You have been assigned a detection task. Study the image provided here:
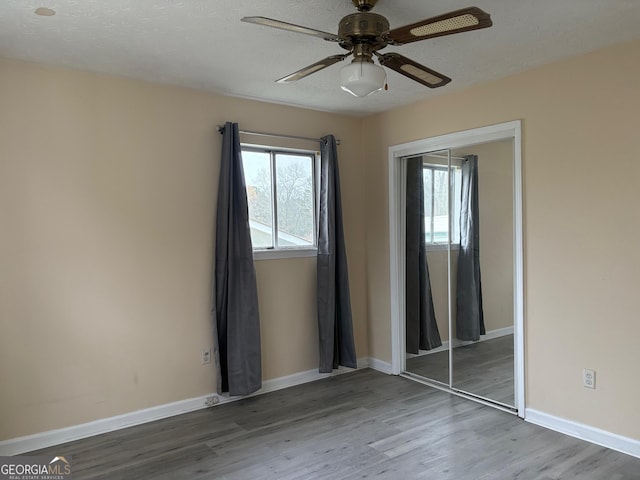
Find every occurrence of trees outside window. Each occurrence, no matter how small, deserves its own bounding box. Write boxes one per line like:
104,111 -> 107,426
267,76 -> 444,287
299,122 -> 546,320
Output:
241,148 -> 316,250
423,164 -> 462,245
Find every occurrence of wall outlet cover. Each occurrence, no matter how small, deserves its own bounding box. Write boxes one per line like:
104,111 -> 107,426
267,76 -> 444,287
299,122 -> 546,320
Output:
583,369 -> 596,389
201,348 -> 212,365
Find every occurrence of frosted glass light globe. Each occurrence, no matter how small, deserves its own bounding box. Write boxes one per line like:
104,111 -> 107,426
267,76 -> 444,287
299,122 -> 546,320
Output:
340,61 -> 386,97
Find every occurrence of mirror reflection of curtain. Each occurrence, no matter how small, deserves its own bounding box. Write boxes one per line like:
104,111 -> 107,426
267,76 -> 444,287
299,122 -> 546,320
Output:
406,157 -> 442,353
456,155 -> 485,341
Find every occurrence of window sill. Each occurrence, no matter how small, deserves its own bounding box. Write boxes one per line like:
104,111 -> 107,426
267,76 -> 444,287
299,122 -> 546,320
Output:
253,248 -> 317,261
425,243 -> 461,252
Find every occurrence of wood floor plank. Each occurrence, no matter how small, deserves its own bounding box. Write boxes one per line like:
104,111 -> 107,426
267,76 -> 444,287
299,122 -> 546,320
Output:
407,334 -> 515,405
25,369 -> 640,479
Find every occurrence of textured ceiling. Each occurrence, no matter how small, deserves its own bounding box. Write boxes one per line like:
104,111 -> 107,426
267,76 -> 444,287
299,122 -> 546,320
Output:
1,0 -> 639,116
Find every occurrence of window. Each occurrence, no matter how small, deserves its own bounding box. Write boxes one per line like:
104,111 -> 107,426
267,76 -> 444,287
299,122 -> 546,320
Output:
423,164 -> 462,245
241,147 -> 317,255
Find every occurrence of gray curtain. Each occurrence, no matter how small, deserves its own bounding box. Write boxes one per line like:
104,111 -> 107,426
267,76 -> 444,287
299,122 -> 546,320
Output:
214,122 -> 262,396
406,157 -> 442,354
456,155 -> 485,341
317,135 -> 357,373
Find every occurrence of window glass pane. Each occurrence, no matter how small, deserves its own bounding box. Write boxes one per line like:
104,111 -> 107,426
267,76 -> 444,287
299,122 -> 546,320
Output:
423,164 -> 462,246
423,167 -> 433,243
241,150 -> 273,249
275,153 -> 314,247
433,169 -> 449,243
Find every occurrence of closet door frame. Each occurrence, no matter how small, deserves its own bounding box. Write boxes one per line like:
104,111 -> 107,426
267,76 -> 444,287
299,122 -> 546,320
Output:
388,120 -> 524,418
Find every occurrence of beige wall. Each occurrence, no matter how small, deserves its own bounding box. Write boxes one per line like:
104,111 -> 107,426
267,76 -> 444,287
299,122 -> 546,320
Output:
0,58 -> 366,440
364,39 -> 640,440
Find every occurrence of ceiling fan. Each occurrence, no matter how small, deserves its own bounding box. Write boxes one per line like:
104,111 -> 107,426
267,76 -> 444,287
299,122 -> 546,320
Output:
242,0 -> 492,97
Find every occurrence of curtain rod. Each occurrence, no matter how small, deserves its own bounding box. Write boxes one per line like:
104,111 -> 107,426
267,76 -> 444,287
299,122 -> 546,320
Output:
217,125 -> 340,146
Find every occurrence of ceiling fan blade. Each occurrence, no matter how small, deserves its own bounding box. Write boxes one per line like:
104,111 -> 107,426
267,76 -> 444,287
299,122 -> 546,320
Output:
386,7 -> 492,45
276,55 -> 349,83
378,53 -> 451,88
241,16 -> 339,42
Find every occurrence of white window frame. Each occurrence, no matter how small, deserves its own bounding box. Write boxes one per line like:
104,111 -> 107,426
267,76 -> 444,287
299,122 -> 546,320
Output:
422,163 -> 462,252
241,144 -> 319,260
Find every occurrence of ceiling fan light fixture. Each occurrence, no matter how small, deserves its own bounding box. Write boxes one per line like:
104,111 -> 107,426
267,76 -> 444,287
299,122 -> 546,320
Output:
340,60 -> 386,97
243,3 -> 493,94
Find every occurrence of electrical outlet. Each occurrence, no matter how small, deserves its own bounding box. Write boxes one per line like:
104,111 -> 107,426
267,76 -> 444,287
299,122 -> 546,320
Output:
205,395 -> 219,407
583,369 -> 596,389
201,348 -> 212,365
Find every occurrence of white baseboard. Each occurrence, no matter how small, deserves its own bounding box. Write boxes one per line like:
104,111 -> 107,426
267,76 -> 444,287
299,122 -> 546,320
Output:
367,357 -> 393,375
215,357 -> 371,405
13,363 -> 636,463
478,325 -> 514,342
525,408 -> 640,459
0,394 -> 212,456
0,357 -> 370,456
407,325 -> 514,358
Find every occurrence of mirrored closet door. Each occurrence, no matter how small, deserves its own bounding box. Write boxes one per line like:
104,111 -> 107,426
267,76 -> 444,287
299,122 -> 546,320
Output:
401,129 -> 521,412
404,149 -> 453,387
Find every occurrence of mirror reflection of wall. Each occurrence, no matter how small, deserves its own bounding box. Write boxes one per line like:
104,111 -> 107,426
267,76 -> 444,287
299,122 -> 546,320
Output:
404,139 -> 516,408
451,140 -> 514,406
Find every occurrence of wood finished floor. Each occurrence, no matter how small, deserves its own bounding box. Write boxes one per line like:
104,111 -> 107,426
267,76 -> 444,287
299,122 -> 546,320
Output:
28,369 -> 640,479
406,335 -> 515,406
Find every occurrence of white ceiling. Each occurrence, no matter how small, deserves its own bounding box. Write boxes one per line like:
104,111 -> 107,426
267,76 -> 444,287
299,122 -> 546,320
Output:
1,0 -> 639,117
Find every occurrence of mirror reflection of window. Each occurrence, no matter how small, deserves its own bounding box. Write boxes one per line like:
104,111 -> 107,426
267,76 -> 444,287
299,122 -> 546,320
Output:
422,164 -> 461,245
